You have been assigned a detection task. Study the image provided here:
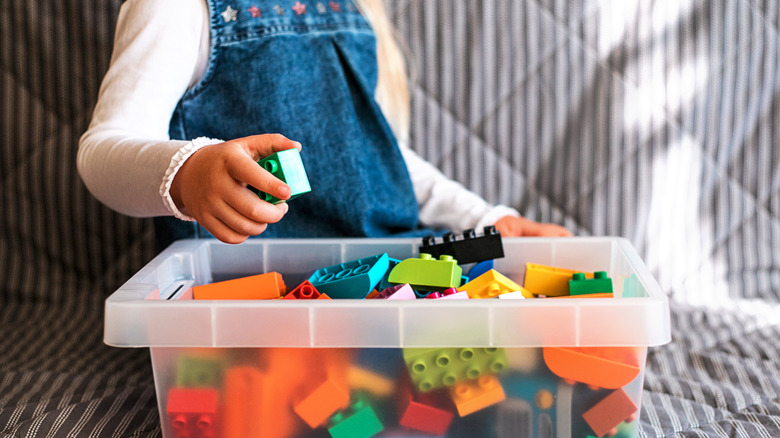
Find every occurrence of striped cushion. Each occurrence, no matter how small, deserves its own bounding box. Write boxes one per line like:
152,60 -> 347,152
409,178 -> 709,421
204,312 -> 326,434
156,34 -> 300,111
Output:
0,0 -> 778,436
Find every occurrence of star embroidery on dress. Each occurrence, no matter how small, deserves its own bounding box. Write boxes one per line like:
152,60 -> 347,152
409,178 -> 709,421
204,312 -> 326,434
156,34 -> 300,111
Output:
248,5 -> 262,18
329,1 -> 341,12
273,4 -> 286,15
292,1 -> 307,15
316,2 -> 327,14
221,5 -> 238,22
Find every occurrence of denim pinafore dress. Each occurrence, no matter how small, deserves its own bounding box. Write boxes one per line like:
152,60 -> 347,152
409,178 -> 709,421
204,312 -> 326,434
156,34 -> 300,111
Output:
156,0 -> 420,247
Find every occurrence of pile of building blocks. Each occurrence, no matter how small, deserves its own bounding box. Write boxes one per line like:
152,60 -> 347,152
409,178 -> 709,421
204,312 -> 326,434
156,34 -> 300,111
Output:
168,229 -> 640,437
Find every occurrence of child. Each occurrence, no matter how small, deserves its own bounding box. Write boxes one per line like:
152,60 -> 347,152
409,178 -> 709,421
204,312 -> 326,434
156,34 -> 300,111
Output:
78,0 -> 571,246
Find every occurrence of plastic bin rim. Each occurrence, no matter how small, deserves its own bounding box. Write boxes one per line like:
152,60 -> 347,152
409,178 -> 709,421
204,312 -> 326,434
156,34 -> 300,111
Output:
104,237 -> 671,349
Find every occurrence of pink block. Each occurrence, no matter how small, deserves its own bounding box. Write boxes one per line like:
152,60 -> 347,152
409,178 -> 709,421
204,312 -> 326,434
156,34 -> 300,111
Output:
437,291 -> 469,300
384,284 -> 417,300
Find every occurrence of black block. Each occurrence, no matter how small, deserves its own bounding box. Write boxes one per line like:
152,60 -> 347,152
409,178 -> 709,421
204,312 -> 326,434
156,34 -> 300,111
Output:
419,226 -> 504,264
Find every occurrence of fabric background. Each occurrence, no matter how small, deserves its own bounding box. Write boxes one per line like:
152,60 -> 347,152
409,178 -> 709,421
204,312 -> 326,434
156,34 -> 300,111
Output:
1,0 -> 778,436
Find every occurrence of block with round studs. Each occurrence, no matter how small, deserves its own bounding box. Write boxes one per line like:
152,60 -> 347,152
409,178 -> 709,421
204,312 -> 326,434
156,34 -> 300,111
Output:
387,254 -> 462,291
402,347 -> 508,392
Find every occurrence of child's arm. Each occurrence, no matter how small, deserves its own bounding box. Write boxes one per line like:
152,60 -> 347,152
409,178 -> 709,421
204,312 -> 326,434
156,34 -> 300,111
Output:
78,0 -> 206,218
169,135 -> 301,243
399,145 -> 571,237
78,0 -> 292,243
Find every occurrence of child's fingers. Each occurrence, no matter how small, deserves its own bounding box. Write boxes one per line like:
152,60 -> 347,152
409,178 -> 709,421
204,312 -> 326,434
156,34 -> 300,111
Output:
224,187 -> 289,225
494,216 -> 572,237
227,155 -> 292,201
236,134 -> 302,160
201,199 -> 287,244
197,212 -> 253,244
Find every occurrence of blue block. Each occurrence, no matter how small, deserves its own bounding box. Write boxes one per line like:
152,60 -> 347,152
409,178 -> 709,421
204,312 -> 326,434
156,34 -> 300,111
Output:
468,259 -> 494,282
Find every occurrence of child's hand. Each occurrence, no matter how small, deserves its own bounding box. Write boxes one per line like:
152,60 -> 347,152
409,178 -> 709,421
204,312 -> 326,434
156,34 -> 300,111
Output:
170,134 -> 301,244
494,215 -> 573,237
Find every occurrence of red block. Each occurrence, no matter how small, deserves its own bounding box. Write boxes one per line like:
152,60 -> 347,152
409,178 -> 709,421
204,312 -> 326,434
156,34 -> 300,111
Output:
166,388 -> 219,438
283,280 -> 322,300
397,375 -> 454,435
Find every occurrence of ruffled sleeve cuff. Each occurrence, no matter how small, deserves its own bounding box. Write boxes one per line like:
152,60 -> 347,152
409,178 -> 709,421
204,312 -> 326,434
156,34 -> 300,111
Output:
159,136 -> 224,221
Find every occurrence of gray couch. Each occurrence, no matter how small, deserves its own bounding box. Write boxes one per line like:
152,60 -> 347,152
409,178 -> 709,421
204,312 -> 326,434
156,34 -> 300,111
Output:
2,0 -> 779,437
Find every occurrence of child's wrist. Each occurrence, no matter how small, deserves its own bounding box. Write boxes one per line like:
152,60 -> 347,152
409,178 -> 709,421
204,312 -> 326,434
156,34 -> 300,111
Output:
160,137 -> 223,221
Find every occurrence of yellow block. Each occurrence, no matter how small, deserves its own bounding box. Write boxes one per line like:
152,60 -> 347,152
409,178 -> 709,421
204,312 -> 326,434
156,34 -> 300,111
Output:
346,365 -> 395,397
523,263 -> 592,297
458,270 -> 528,299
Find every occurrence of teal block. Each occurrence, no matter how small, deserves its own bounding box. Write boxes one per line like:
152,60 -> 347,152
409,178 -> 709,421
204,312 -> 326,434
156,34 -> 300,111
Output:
387,254 -> 462,291
569,271 -> 613,295
375,258 -> 401,292
309,253 -> 389,299
402,347 -> 508,392
621,274 -> 644,298
256,148 -> 311,203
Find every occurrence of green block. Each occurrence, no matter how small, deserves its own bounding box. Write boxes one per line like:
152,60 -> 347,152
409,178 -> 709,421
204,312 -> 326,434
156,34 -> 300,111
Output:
387,254 -> 462,291
403,347 -> 508,392
569,271 -> 613,295
175,354 -> 226,388
328,398 -> 383,438
256,148 -> 311,204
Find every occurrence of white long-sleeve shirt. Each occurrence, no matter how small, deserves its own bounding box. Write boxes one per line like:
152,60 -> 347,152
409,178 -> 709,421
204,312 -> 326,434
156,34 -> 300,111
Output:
77,0 -> 519,232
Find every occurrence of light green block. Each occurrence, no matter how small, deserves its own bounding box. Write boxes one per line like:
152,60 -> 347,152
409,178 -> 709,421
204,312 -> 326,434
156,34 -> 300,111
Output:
175,354 -> 227,388
403,347 -> 508,392
387,254 -> 462,291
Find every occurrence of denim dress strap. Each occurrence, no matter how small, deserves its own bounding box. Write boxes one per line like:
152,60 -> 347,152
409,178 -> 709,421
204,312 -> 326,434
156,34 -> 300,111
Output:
157,0 -> 422,247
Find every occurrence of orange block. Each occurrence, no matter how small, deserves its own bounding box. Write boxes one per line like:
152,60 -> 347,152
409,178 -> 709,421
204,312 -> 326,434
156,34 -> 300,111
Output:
542,347 -> 641,389
551,293 -> 614,299
262,348 -> 323,393
193,272 -> 286,300
524,264 -> 592,297
222,366 -> 303,438
259,348 -> 353,429
293,378 -> 351,428
449,375 -> 505,416
261,348 -> 350,386
582,388 -> 638,437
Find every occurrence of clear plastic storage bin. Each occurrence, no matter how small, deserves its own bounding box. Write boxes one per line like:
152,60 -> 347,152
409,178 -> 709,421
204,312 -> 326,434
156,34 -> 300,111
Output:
105,237 -> 670,438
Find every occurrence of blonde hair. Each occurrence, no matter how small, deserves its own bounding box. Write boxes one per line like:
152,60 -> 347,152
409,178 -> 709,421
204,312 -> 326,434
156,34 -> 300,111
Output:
355,0 -> 411,144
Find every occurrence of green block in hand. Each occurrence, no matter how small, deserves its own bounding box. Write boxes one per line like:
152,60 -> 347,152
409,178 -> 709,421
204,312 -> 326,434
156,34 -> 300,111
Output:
256,148 -> 311,204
